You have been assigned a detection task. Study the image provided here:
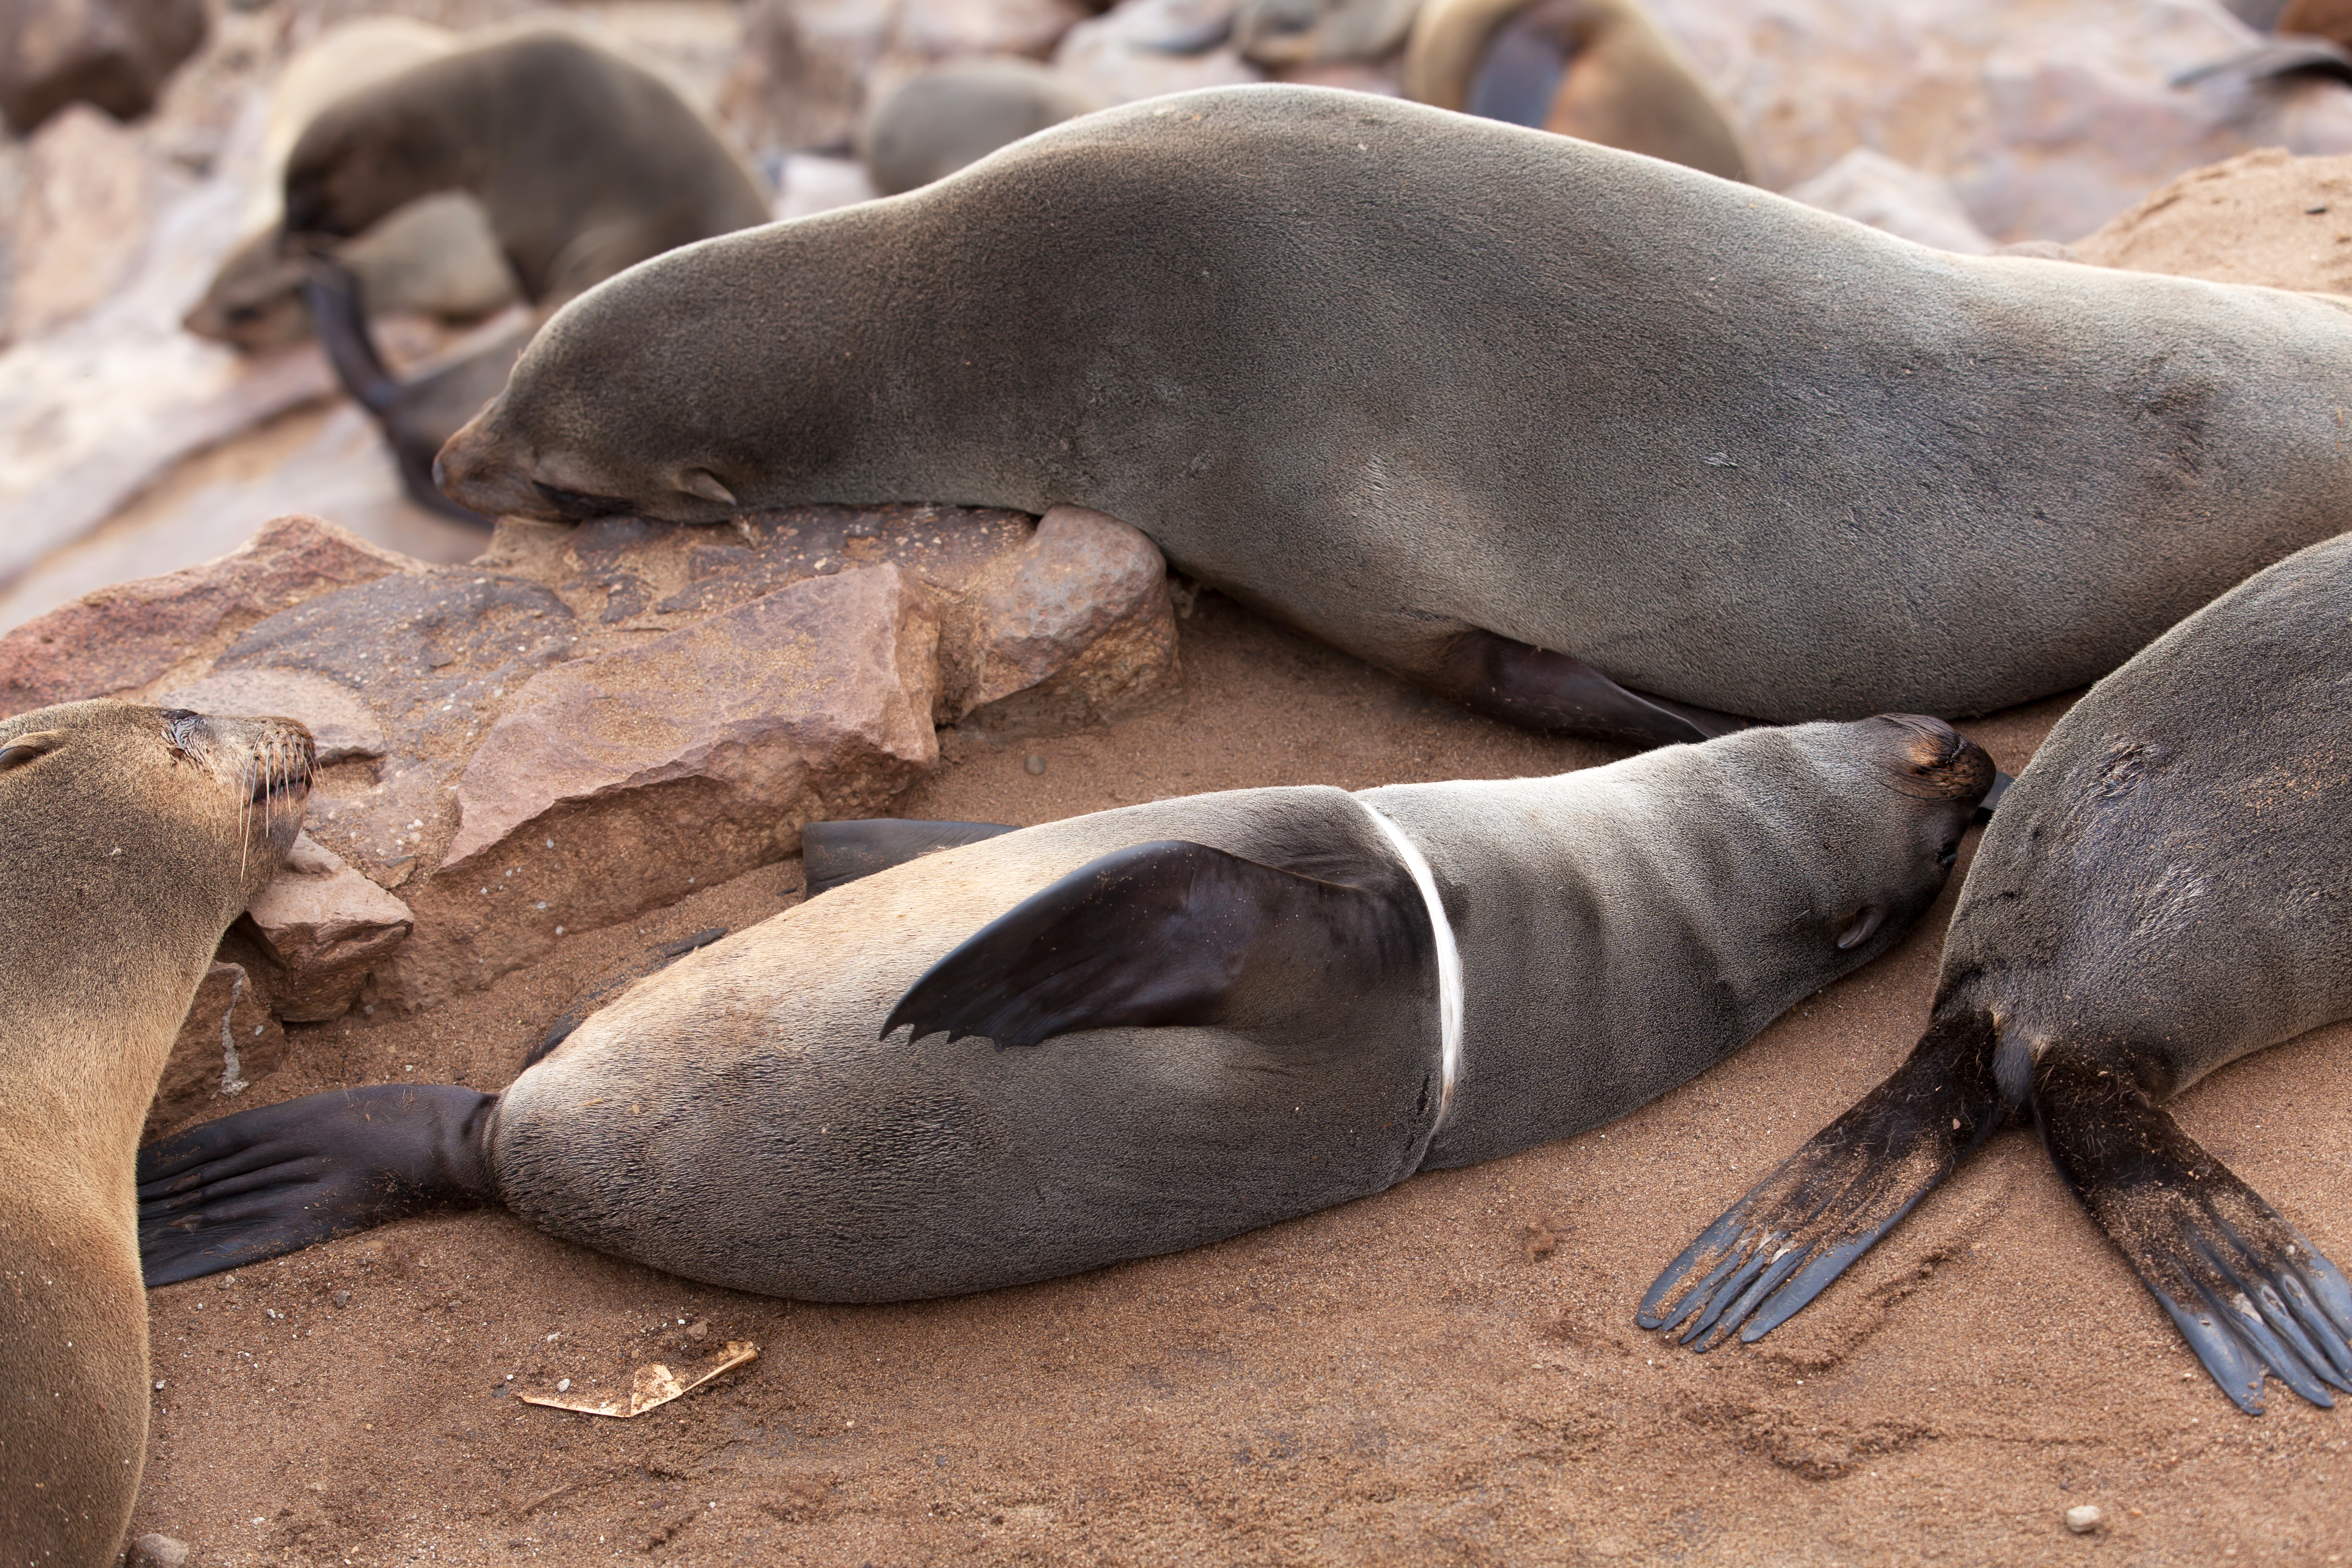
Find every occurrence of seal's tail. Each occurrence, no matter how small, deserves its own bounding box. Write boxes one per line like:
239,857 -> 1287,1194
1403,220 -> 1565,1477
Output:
2035,1044 -> 2352,1414
137,1085 -> 498,1287
1636,1006 -> 2008,1349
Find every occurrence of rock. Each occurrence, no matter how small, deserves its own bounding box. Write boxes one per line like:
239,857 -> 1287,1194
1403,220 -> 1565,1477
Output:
161,667 -> 389,765
4,102 -> 155,345
0,0 -> 207,134
773,151 -> 879,222
126,1534 -> 193,1568
2065,1504 -> 2105,1534
0,514 -> 420,717
2072,146 -> 2352,293
1785,147 -> 1996,253
147,962 -> 284,1136
1644,0 -> 2352,242
723,0 -> 1090,153
1055,0 -> 1264,106
243,833 -> 416,1022
940,505 -> 1179,732
388,565 -> 941,1006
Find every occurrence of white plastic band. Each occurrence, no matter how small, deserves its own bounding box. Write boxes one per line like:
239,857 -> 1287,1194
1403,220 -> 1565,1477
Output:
1357,799 -> 1463,1120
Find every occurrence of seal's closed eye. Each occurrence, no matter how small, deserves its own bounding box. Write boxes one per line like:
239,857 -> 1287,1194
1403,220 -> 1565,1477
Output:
0,731 -> 64,771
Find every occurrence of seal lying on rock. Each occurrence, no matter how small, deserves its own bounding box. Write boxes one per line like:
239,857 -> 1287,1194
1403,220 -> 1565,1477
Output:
1641,533 -> 2352,1415
284,26 -> 771,520
0,702 -> 312,1568
434,86 -> 2352,748
1402,0 -> 1749,181
139,716 -> 1990,1298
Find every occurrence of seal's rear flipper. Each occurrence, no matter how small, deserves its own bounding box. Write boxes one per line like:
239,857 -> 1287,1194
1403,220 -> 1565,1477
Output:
1429,628 -> 1751,748
803,818 -> 1019,899
138,1086 -> 497,1287
2035,1048 -> 2352,1414
883,838 -> 1430,1049
1639,1008 -> 2008,1348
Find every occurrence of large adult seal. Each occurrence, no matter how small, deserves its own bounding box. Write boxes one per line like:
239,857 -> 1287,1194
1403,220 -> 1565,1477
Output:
435,86 -> 2352,750
0,702 -> 312,1568
1640,533 -> 2352,1415
1402,0 -> 1749,182
139,717 -> 1991,1299
282,26 -> 771,521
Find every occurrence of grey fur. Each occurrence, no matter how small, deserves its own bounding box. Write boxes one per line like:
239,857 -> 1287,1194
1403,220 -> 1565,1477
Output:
438,85 -> 2352,725
485,717 -> 1983,1300
859,59 -> 1099,198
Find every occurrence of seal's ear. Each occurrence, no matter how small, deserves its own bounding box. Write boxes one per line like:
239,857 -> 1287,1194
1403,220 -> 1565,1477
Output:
676,468 -> 737,508
0,731 -> 64,773
882,838 -> 1431,1049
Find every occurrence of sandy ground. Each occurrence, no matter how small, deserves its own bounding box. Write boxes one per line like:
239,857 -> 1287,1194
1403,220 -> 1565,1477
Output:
116,587 -> 2352,1566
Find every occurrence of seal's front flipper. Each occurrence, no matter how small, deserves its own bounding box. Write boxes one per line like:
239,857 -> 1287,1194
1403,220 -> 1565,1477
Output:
1639,1008 -> 2008,1349
2035,1048 -> 2352,1414
884,838 -> 1430,1049
302,256 -> 399,414
139,1086 -> 497,1287
1429,627 -> 1751,748
803,818 -> 1020,899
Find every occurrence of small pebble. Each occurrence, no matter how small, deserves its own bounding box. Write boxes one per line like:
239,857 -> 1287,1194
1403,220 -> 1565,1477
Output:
2308,203 -> 2331,214
128,1534 -> 191,1568
332,1290 -> 351,1308
1024,754 -> 1048,775
2066,1504 -> 2104,1534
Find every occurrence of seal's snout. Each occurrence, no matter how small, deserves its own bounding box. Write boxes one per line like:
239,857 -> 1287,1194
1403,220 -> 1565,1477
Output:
433,412 -> 540,519
1869,713 -> 1997,807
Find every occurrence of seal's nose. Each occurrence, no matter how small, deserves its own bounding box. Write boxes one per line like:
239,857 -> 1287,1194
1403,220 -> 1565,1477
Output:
431,413 -> 531,518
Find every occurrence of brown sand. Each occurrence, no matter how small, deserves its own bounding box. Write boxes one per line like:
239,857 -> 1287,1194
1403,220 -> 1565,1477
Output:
126,591 -> 2352,1565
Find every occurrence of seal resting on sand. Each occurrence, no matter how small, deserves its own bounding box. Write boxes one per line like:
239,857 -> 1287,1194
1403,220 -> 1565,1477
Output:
139,717 -> 1990,1299
433,86 -> 2352,748
0,702 -> 312,1567
1641,533 -> 2352,1415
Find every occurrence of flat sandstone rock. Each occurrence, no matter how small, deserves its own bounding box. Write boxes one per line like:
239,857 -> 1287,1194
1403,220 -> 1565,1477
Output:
2072,146 -> 2352,295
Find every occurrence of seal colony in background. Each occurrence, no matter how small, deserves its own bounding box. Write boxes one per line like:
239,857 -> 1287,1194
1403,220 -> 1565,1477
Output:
141,717 -> 1991,1297
0,704 -> 313,1568
438,86 -> 2352,748
1642,532 -> 2352,1416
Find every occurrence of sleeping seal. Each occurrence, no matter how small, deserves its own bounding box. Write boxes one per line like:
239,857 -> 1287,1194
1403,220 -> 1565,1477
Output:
1640,532 -> 2352,1415
0,702 -> 312,1567
1402,0 -> 1749,181
138,716 -> 1991,1299
435,86 -> 2352,749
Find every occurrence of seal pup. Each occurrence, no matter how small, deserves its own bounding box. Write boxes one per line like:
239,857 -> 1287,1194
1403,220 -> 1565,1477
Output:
0,702 -> 312,1567
433,86 -> 2352,750
1403,0 -> 1748,181
859,59 -> 1100,197
139,716 -> 1990,1299
1640,532 -> 2352,1415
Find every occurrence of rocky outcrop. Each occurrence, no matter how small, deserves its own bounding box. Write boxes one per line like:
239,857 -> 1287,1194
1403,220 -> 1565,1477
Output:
4,102 -> 155,343
2072,146 -> 2352,293
0,0 -> 206,134
147,960 -> 282,1137
1785,148 -> 1996,253
242,834 -> 415,1023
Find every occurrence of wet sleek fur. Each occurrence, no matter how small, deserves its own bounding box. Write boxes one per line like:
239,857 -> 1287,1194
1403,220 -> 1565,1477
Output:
0,703 -> 311,1568
436,86 -> 2352,744
1403,0 -> 1749,181
1642,534 -> 2352,1415
140,718 -> 1987,1301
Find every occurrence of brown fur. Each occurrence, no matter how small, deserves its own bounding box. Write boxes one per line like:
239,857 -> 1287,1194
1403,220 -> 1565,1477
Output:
0,702 -> 311,1567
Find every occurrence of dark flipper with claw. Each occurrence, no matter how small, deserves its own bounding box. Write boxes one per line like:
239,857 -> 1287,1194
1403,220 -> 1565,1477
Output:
1429,627 -> 1751,748
802,818 -> 1019,899
884,838 -> 1430,1049
2035,1047 -> 2352,1414
1639,1008 -> 2009,1348
139,1085 -> 498,1287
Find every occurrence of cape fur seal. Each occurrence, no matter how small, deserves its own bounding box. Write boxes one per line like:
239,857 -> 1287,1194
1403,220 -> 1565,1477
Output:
140,717 -> 1991,1299
282,27 -> 770,521
435,86 -> 2352,750
859,59 -> 1100,197
1640,532 -> 2352,1415
1403,0 -> 1749,182
0,702 -> 312,1567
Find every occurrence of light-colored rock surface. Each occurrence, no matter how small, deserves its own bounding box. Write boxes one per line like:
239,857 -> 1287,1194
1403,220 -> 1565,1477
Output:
1646,0 -> 2352,241
0,0 -> 207,133
2073,144 -> 2352,292
5,101 -> 157,343
124,1531 -> 192,1568
1055,0 -> 1264,106
0,512 -> 416,717
244,833 -> 416,1022
1785,147 -> 1998,253
773,150 -> 879,220
149,960 -> 283,1133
